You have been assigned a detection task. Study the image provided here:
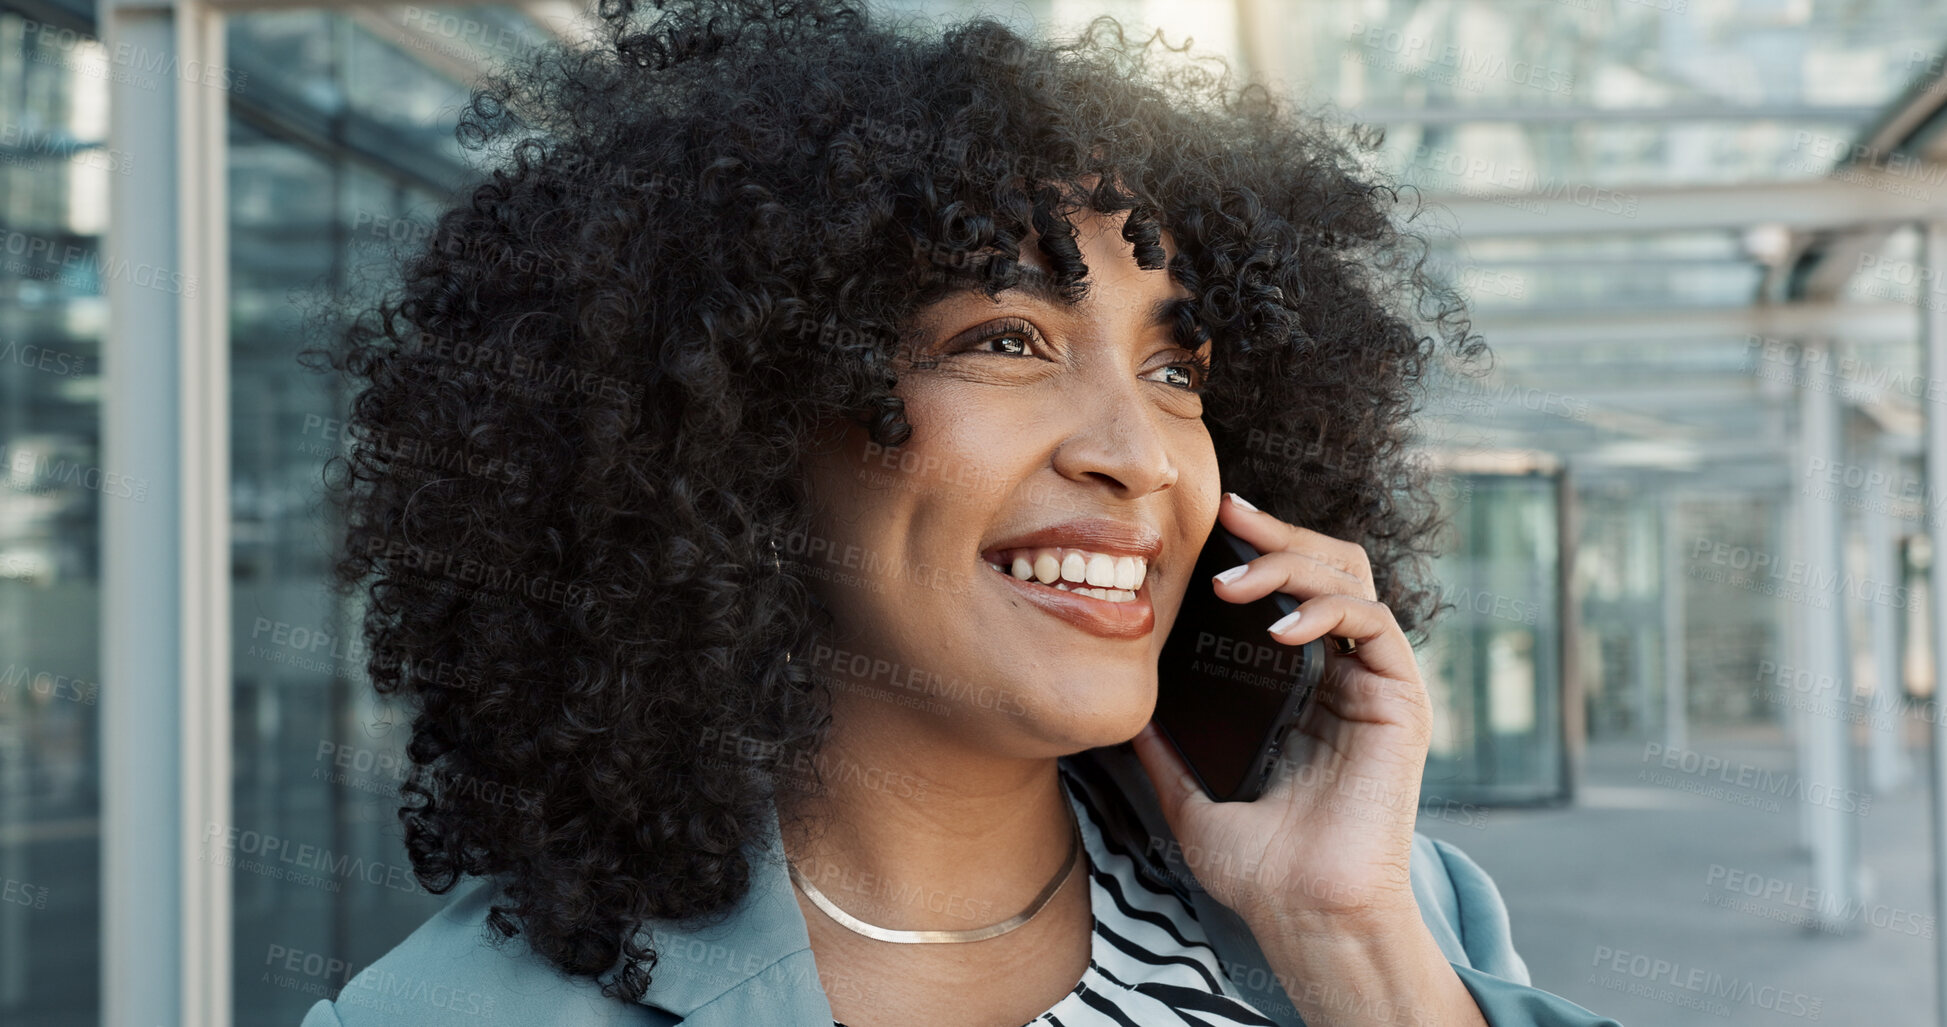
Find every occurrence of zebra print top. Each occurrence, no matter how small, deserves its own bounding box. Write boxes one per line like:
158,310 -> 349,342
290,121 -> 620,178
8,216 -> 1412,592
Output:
834,763 -> 1280,1027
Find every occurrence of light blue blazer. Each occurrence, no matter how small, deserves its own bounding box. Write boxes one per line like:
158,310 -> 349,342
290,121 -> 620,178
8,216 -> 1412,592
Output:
301,744 -> 1625,1026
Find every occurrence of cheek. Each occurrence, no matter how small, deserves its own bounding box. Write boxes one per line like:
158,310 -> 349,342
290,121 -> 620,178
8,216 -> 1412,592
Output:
1152,425 -> 1221,620
1179,424 -> 1222,521
799,388 -> 1031,614
893,381 -> 1045,520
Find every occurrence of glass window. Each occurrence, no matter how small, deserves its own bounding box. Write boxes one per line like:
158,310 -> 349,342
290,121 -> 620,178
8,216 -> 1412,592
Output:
0,8 -> 107,1026
226,11 -> 343,119
1685,497 -> 1785,723
343,22 -> 475,164
226,12 -> 484,1022
1421,473 -> 1564,803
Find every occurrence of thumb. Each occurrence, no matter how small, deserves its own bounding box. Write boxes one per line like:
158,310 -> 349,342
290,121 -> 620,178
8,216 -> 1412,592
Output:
1129,721 -> 1213,831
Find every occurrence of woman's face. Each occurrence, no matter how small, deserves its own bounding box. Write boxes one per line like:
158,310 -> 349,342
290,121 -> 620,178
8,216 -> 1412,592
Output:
802,210 -> 1221,760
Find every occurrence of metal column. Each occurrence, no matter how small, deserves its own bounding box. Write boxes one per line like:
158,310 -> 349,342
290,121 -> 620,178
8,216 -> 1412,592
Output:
1925,221 -> 1947,1027
1868,441 -> 1911,793
1661,491 -> 1688,754
99,0 -> 232,1024
1787,440 -> 1818,852
1798,339 -> 1858,932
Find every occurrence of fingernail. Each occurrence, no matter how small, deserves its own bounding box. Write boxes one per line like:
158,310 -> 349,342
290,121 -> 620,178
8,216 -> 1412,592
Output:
1214,564 -> 1250,585
1227,492 -> 1258,512
1268,609 -> 1302,635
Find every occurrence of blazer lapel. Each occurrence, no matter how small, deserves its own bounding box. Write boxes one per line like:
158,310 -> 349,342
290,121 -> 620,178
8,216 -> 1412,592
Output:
629,801 -> 837,1024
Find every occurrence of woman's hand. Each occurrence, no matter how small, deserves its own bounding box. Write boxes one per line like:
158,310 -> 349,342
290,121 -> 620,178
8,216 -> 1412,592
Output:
1132,491 -> 1429,931
1131,493 -> 1485,1027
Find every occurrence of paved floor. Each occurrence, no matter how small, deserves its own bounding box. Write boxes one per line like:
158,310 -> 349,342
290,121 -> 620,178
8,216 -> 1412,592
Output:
1420,722 -> 1936,1026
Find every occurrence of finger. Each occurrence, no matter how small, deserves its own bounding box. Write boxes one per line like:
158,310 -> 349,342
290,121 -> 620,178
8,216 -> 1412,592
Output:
1128,721 -> 1213,828
1266,594 -> 1418,698
1211,549 -> 1373,606
1218,493 -> 1375,597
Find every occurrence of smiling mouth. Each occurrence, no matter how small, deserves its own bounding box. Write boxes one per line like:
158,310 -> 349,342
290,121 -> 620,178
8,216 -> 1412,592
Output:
980,546 -> 1150,603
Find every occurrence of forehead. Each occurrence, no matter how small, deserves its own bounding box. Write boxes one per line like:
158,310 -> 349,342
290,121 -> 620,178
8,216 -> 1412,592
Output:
910,208 -> 1192,315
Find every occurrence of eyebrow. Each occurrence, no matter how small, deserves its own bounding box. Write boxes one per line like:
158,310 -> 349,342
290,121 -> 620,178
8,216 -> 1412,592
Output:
921,263 -> 1189,336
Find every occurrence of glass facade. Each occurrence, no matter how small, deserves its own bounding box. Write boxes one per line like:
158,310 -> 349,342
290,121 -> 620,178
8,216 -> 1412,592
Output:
1422,473 -> 1564,803
1575,483 -> 1667,738
0,4 -> 541,1023
0,5 -> 109,1024
224,12 -> 499,1023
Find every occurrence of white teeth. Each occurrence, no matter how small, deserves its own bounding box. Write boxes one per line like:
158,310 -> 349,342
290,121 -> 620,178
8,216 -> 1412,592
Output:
1034,553 -> 1061,584
1085,553 -> 1115,587
988,546 -> 1150,599
1060,552 -> 1088,584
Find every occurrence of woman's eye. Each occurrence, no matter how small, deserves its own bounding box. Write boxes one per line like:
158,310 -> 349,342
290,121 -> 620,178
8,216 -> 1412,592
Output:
1145,355 -> 1210,392
935,319 -> 1045,366
979,332 -> 1031,356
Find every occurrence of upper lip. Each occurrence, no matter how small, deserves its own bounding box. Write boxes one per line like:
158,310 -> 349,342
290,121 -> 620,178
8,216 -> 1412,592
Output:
979,518 -> 1165,563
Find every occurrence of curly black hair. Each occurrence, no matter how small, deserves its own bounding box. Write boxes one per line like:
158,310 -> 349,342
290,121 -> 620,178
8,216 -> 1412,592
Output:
312,0 -> 1482,1004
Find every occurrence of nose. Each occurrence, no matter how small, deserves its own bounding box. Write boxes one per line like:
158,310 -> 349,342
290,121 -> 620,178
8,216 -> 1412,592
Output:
1049,375 -> 1181,499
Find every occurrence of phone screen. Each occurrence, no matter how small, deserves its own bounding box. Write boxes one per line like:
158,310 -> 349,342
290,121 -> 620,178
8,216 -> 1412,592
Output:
1153,523 -> 1324,802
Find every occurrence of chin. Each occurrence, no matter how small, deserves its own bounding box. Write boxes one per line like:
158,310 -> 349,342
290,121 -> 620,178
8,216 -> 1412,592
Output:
1015,667 -> 1159,755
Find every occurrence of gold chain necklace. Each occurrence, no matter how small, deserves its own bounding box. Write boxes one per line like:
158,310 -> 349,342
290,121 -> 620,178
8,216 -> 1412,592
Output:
787,800 -> 1084,944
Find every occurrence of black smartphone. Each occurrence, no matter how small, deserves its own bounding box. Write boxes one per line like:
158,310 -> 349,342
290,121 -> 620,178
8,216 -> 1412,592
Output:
1152,522 -> 1326,803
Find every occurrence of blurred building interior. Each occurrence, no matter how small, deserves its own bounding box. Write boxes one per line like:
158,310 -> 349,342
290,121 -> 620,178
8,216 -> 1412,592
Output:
6,0 -> 1947,1024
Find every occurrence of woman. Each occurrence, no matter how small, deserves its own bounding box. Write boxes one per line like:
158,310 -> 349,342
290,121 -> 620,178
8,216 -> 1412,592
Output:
301,1 -> 1624,1024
